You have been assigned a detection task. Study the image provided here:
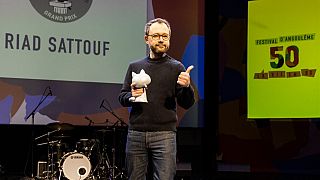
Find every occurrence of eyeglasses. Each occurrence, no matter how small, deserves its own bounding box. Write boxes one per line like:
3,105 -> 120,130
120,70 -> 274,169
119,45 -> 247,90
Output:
147,33 -> 170,41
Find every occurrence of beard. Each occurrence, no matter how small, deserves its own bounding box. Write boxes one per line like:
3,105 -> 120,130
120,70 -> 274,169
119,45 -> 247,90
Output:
150,43 -> 169,57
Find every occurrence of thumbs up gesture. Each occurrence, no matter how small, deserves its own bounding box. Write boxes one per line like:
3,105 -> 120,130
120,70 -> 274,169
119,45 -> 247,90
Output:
177,65 -> 194,87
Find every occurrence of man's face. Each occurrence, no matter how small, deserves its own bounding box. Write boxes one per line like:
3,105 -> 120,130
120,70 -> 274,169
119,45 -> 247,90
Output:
145,22 -> 170,55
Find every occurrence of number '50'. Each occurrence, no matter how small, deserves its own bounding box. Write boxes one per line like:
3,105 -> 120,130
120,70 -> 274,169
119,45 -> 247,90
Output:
270,46 -> 299,68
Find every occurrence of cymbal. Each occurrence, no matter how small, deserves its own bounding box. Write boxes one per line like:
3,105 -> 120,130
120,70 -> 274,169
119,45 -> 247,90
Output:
47,122 -> 74,131
37,140 -> 59,146
97,128 -> 112,133
52,135 -> 71,139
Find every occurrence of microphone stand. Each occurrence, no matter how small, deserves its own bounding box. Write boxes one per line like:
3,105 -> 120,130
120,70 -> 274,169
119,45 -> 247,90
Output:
84,116 -> 94,127
100,99 -> 127,180
100,100 -> 127,127
25,87 -> 52,179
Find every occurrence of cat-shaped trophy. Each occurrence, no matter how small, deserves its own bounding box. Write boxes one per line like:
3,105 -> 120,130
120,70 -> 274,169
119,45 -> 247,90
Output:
129,69 -> 151,103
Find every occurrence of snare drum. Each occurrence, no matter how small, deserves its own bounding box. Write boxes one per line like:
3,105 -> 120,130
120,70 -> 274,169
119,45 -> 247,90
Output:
59,152 -> 91,180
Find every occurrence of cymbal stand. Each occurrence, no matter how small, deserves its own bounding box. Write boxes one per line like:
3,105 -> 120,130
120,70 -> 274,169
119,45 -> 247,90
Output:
99,98 -> 128,179
111,122 -> 127,180
35,129 -> 60,179
49,140 -> 54,179
111,125 -> 116,179
48,137 -> 63,179
100,123 -> 121,180
93,129 -> 111,179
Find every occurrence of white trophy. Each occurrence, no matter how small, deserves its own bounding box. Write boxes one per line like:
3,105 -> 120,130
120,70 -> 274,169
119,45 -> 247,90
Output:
129,69 -> 151,103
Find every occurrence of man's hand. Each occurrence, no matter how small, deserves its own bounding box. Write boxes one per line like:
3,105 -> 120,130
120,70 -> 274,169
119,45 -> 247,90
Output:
177,65 -> 194,87
131,82 -> 144,97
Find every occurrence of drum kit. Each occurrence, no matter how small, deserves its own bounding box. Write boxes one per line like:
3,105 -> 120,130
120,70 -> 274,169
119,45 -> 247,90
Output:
35,122 -> 127,180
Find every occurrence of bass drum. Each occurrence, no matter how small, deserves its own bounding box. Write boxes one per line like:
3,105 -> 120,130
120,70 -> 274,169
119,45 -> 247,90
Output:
59,152 -> 91,180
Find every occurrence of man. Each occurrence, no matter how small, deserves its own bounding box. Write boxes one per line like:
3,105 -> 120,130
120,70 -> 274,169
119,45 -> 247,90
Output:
118,18 -> 195,180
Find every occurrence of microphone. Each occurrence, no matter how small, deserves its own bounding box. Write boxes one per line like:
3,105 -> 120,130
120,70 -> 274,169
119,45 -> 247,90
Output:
99,99 -> 105,108
84,116 -> 94,126
48,86 -> 53,96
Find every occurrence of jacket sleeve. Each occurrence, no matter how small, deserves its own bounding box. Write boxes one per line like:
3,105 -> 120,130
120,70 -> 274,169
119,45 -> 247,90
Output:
118,64 -> 133,107
176,85 -> 195,109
